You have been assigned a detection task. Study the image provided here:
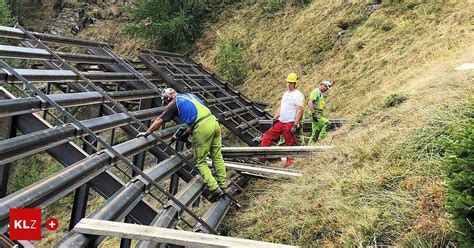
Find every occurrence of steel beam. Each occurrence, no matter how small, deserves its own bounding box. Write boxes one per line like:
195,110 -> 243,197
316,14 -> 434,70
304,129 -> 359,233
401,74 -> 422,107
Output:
0,84 -> 160,226
136,177 -> 205,248
69,106 -> 99,231
236,119 -> 259,131
0,90 -> 158,118
89,48 -> 200,186
195,176 -> 249,233
121,98 -> 152,248
0,233 -> 15,247
0,69 -> 137,83
10,111 -> 160,226
0,107 -> 170,165
0,45 -> 116,64
0,133 -> 185,231
54,150 -> 193,247
0,115 -> 13,197
140,52 -> 266,146
0,26 -> 113,47
220,106 -> 251,119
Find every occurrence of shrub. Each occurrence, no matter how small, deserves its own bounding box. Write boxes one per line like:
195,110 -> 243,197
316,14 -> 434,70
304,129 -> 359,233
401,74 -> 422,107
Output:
0,0 -> 13,25
382,93 -> 407,108
215,36 -> 249,85
443,103 -> 474,245
123,0 -> 207,52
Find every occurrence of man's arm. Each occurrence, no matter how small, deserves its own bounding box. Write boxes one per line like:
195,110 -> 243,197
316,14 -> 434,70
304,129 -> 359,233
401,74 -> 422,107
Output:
295,105 -> 304,125
274,106 -> 281,120
137,100 -> 177,137
295,92 -> 305,125
148,118 -> 165,134
136,117 -> 165,138
308,89 -> 317,113
307,99 -> 313,112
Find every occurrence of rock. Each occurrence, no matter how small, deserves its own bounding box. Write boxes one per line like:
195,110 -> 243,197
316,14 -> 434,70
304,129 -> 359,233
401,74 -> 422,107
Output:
366,3 -> 382,15
40,0 -> 134,36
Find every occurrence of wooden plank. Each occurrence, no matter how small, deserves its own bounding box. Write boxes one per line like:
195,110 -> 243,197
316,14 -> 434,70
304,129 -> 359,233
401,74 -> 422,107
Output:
221,146 -> 333,158
74,219 -> 297,248
221,146 -> 333,153
212,161 -> 302,178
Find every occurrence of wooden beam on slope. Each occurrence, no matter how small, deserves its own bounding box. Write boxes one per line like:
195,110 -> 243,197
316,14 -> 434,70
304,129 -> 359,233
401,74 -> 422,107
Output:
74,219 -> 297,248
213,161 -> 302,178
221,145 -> 333,158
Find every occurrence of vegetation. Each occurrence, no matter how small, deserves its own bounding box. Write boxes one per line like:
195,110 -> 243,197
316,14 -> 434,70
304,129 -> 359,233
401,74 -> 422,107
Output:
4,0 -> 472,246
8,153 -> 63,193
215,36 -> 249,85
259,0 -> 310,13
382,93 -> 408,108
443,103 -> 474,245
0,0 -> 12,25
193,1 -> 474,246
123,0 -> 208,52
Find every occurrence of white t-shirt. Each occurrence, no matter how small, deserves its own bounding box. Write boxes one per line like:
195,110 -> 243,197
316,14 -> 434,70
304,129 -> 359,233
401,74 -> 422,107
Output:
278,90 -> 304,123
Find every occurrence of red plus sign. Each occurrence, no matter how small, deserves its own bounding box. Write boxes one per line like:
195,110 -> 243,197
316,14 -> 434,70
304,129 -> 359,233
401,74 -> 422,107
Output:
45,217 -> 59,231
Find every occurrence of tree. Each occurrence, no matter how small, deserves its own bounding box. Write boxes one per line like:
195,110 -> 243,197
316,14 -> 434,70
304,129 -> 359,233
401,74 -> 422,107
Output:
124,0 -> 207,52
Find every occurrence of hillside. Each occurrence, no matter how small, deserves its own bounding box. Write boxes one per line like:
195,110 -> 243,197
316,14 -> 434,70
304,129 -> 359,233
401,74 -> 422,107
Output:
3,0 -> 473,246
190,1 -> 473,246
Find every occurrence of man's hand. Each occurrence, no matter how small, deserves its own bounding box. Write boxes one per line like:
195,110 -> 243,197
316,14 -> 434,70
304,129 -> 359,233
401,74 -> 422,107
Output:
290,124 -> 299,135
136,132 -> 149,138
180,129 -> 191,141
311,112 -> 319,122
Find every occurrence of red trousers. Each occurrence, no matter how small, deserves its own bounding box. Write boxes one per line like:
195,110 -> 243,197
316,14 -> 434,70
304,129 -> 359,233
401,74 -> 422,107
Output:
260,120 -> 296,166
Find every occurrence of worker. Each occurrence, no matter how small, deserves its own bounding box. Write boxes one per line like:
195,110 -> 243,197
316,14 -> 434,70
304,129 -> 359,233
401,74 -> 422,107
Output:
260,73 -> 304,167
308,80 -> 332,144
137,88 -> 226,202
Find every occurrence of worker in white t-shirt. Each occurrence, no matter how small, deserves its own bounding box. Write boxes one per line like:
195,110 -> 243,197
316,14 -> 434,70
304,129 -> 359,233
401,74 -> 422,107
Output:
260,73 -> 304,167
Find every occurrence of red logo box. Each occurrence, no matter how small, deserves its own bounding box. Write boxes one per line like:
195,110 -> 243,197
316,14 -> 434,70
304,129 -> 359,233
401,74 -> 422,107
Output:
9,208 -> 42,240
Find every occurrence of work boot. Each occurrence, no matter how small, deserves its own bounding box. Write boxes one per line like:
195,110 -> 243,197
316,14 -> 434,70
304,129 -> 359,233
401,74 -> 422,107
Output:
221,187 -> 230,196
208,187 -> 224,203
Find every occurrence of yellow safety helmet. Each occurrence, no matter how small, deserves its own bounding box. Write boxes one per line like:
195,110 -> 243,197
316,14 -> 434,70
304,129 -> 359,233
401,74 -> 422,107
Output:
286,73 -> 298,83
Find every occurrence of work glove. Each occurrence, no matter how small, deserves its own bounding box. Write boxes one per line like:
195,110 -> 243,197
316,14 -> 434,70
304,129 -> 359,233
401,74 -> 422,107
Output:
136,131 -> 149,138
290,124 -> 299,135
311,112 -> 319,122
179,129 -> 191,142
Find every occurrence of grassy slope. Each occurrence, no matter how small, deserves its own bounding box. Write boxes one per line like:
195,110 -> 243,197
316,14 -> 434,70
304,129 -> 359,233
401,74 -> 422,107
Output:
192,1 -> 474,246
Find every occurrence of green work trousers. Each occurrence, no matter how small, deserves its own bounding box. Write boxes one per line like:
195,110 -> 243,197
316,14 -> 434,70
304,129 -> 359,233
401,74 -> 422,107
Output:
192,115 -> 226,191
309,112 -> 329,144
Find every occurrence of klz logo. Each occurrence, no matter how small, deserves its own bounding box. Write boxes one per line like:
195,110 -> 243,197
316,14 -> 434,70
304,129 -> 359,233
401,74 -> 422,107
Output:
9,208 -> 41,240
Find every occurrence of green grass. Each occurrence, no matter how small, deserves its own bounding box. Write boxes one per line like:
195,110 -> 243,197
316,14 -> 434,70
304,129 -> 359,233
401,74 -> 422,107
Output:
215,35 -> 249,85
8,153 -> 64,192
382,93 -> 408,108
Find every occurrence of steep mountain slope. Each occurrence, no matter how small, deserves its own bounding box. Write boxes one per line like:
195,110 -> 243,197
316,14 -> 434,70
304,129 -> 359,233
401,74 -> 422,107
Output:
191,1 -> 473,246
8,1 -> 473,246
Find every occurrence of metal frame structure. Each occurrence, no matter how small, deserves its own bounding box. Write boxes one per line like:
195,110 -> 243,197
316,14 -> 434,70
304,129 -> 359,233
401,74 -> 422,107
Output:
140,49 -> 272,146
0,25 -> 343,247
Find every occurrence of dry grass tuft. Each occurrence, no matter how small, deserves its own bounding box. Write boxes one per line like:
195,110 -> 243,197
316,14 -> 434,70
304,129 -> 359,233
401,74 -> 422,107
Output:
79,20 -> 153,58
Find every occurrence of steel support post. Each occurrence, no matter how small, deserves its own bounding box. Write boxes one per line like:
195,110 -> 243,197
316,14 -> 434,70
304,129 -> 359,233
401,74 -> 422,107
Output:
0,91 -> 15,197
120,99 -> 152,248
69,105 -> 100,231
0,124 -> 14,197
